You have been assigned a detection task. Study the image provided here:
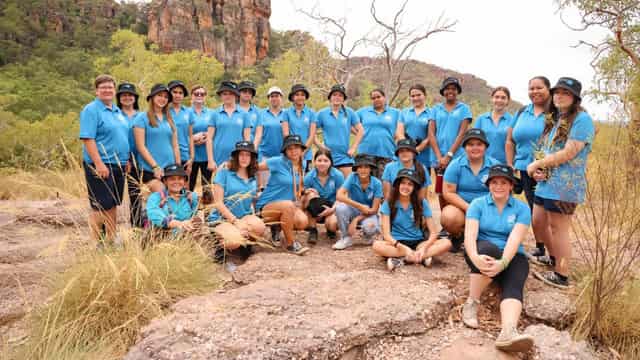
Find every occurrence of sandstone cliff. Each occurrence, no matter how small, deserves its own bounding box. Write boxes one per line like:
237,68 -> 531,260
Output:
147,0 -> 270,67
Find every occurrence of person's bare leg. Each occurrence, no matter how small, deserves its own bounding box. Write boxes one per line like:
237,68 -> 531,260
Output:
89,210 -> 104,243
440,205 -> 465,236
338,166 -> 352,179
372,241 -> 405,258
238,214 -> 266,238
325,214 -> 338,232
423,238 -> 453,258
500,299 -> 523,328
549,212 -> 572,276
293,209 -> 309,231
469,273 -> 493,300
532,205 -> 554,256
104,207 -> 118,243
263,201 -> 297,247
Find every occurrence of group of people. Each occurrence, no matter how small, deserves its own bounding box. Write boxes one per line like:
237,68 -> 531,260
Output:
79,73 -> 594,353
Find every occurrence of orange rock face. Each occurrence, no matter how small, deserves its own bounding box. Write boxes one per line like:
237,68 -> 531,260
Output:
147,0 -> 271,67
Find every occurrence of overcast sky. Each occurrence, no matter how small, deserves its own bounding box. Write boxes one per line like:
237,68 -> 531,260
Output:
271,0 -> 613,119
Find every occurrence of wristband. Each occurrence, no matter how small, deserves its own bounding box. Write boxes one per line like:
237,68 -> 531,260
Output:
446,151 -> 454,157
153,165 -> 161,170
499,258 -> 509,270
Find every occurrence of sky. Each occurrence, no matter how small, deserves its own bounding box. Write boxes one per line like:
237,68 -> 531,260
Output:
270,0 -> 613,120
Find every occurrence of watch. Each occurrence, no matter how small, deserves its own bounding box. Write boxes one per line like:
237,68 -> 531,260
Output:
446,151 -> 454,158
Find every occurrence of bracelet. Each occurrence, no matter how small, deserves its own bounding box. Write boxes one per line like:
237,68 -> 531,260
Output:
499,258 -> 510,270
153,165 -> 160,170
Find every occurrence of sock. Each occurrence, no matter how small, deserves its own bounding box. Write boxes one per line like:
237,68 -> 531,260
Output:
554,272 -> 568,282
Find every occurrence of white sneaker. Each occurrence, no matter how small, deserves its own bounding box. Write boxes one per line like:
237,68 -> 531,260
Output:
332,236 -> 353,250
422,257 -> 433,267
495,326 -> 534,353
386,257 -> 404,271
462,297 -> 480,329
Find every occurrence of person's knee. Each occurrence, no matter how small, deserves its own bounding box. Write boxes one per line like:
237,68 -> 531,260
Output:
325,215 -> 338,231
335,203 -> 349,217
245,215 -> 266,236
441,206 -> 464,233
371,240 -> 387,256
476,241 -> 502,259
294,210 -> 309,229
362,218 -> 380,236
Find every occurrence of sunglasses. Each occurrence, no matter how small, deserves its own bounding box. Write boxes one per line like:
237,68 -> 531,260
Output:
193,92 -> 206,96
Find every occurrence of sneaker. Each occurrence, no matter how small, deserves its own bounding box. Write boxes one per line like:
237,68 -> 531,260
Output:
495,326 -> 534,353
530,254 -> 555,267
332,236 -> 353,250
526,247 -> 545,259
438,229 -> 449,239
307,228 -> 318,245
287,241 -> 310,256
533,270 -> 569,289
422,257 -> 433,267
386,257 -> 404,271
326,230 -> 337,240
462,298 -> 479,329
224,261 -> 237,273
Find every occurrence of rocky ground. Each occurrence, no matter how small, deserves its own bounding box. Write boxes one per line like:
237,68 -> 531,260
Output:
0,200 -> 604,359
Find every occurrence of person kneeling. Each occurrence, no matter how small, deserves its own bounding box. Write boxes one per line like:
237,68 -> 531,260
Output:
373,169 -> 450,271
462,165 -> 533,353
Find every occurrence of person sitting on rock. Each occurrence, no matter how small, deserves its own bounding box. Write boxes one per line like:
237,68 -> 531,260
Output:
381,138 -> 430,200
441,128 -> 499,252
302,149 -> 344,245
334,154 -> 383,250
373,168 -> 451,271
146,164 -> 199,234
461,164 -> 533,353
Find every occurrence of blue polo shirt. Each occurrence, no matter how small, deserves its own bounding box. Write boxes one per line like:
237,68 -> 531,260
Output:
171,105 -> 192,162
79,99 -> 130,165
208,168 -> 256,221
357,106 -> 401,159
443,154 -> 499,203
239,103 -> 261,141
535,111 -> 594,204
256,155 -> 304,210
283,105 -> 316,162
511,104 -> 545,171
257,108 -> 286,160
381,199 -> 432,242
209,105 -> 250,165
189,107 -> 211,162
467,194 -> 531,254
381,160 -> 431,188
429,102 -> 473,167
133,112 -> 176,171
146,190 -> 199,228
304,167 -> 345,203
401,106 -> 431,165
120,109 -> 138,156
341,173 -> 383,207
474,111 -> 514,163
315,106 -> 361,166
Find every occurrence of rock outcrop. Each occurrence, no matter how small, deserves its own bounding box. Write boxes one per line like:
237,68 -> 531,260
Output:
147,0 -> 271,67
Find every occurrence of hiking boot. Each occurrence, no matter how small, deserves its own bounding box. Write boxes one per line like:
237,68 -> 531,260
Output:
534,270 -> 569,289
270,225 -> 282,246
307,228 -> 318,245
287,241 -> 309,256
462,298 -> 480,329
422,257 -> 433,267
530,254 -> 555,267
326,230 -> 337,240
386,257 -> 404,271
495,326 -> 534,353
332,236 -> 353,250
526,246 -> 545,259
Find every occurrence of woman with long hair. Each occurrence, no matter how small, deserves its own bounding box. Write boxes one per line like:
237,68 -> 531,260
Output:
168,80 -> 194,175
397,84 -> 431,172
381,139 -> 430,200
474,86 -> 513,163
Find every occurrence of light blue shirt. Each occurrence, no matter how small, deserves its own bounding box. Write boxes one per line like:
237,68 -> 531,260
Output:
146,190 -> 199,228
357,106 -> 400,159
467,194 -> 531,255
257,108 -> 286,160
209,105 -> 250,165
474,111 -> 514,164
120,109 -> 138,157
341,173 -> 383,207
511,104 -> 545,171
79,98 -> 130,165
443,154 -> 499,203
430,102 -> 473,167
239,103 -> 261,141
283,105 -> 316,162
189,107 -> 211,162
315,106 -> 361,166
401,106 -> 431,165
171,105 -> 192,162
381,199 -> 432,242
304,167 -> 345,203
381,160 -> 431,189
133,112 -> 176,171
208,168 -> 256,221
534,111 -> 594,204
256,155 -> 304,210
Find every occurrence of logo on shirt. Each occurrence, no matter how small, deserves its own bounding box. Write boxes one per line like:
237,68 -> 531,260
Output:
184,114 -> 189,121
507,214 -> 516,225
481,174 -> 489,184
251,114 -> 257,120
384,115 -> 392,121
328,180 -> 335,190
117,114 -> 126,123
236,118 -> 243,125
367,190 -> 374,200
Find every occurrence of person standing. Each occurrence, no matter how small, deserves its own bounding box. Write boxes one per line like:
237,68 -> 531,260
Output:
188,84 -> 212,190
397,84 -> 431,172
237,80 -> 261,141
254,86 -> 287,187
168,80 -> 194,175
283,84 -> 317,172
474,87 -> 513,163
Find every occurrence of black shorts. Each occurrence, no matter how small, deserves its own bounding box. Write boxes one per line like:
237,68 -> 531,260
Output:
399,239 -> 423,250
533,196 -> 577,215
335,163 -> 354,169
464,240 -> 529,302
141,170 -> 157,183
83,162 -> 125,211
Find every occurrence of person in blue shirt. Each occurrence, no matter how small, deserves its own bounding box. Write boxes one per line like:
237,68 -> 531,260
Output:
373,168 -> 452,271
302,149 -> 344,244
442,129 -> 499,251
255,86 -> 287,188
526,77 -> 594,289
283,84 -> 317,172
334,154 -> 383,250
146,164 -> 199,235
357,88 -> 401,177
134,84 -> 181,193
206,81 -> 251,173
168,80 -> 194,175
461,165 -> 533,353
209,141 -> 265,253
397,84 -> 431,170
315,84 -> 365,178
79,74 -> 130,245
474,86 -> 513,163
381,139 -> 430,200
188,84 -> 212,191
256,135 -> 310,256
506,76 -> 551,260
237,80 -> 261,141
